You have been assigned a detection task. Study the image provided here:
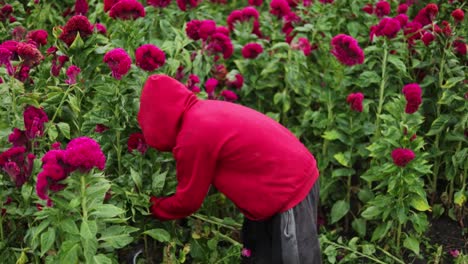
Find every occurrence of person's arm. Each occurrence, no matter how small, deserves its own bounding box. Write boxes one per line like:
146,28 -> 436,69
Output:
150,141 -> 217,220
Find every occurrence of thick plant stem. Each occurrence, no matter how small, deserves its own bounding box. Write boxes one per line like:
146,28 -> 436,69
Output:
396,222 -> 402,252
321,238 -> 390,264
191,213 -> 241,230
81,174 -> 88,220
116,131 -> 122,176
44,86 -> 73,135
374,44 -> 388,140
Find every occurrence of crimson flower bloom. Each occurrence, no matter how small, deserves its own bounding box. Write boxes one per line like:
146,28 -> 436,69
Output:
374,1 -> 390,18
199,20 -> 216,40
17,42 -> 44,67
0,146 -> 35,187
59,15 -> 93,46
346,92 -> 364,112
109,0 -> 145,20
404,21 -> 423,45
394,14 -> 408,27
186,74 -> 200,91
413,3 -> 438,26
176,0 -> 199,11
148,0 -> 172,8
206,33 -> 234,59
0,4 -> 13,22
127,132 -> 148,154
0,47 -> 14,75
95,124 -> 109,133
8,128 -> 29,148
269,0 -> 291,19
23,105 -> 49,139
220,90 -> 238,102
135,44 -> 166,71
186,20 -> 202,40
453,40 -> 467,56
242,43 -> 263,59
104,0 -> 120,12
248,0 -> 262,6
451,9 -> 464,23
362,3 -> 373,14
94,23 -> 107,34
205,78 -> 218,95
75,0 -> 89,15
391,148 -> 415,167
397,4 -> 408,14
103,48 -> 132,80
402,83 -> 422,114
421,32 -> 435,46
292,37 -> 313,56
330,34 -> 365,66
36,149 -> 69,207
373,18 -> 401,39
65,65 -> 81,85
26,30 -> 48,47
64,137 -> 106,172
226,74 -> 244,89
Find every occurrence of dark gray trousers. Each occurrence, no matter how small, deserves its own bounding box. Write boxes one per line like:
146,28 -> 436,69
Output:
241,183 -> 322,264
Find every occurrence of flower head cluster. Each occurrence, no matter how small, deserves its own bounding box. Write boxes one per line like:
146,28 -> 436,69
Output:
291,37 -> 314,56
176,0 -> 199,11
374,1 -> 390,18
227,6 -> 261,37
248,0 -> 262,6
391,148 -> 415,167
451,9 -> 464,23
94,23 -> 107,35
0,146 -> 35,187
75,0 -> 89,15
0,46 -> 14,75
59,15 -> 93,46
371,17 -> 402,40
269,0 -> 291,19
220,90 -> 238,102
109,0 -> 145,20
413,3 -> 438,26
104,0 -> 120,12
330,34 -> 365,66
23,106 -> 49,139
65,65 -> 81,85
346,92 -> 364,112
26,30 -> 48,47
205,32 -> 234,59
186,74 -> 201,92
0,4 -> 13,22
148,0 -> 172,8
186,20 -> 217,41
135,44 -> 166,71
185,19 -> 234,60
127,132 -> 148,154
242,42 -> 263,59
205,78 -> 218,96
402,83 -> 422,114
226,73 -> 244,90
453,39 -> 467,56
64,137 -> 106,172
17,42 -> 44,67
103,48 -> 132,80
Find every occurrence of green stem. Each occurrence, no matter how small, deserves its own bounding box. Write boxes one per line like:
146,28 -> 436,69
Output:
376,246 -> 406,264
396,222 -> 402,252
374,44 -> 388,140
116,131 -> 122,176
44,86 -> 73,135
81,174 -> 88,220
0,210 -> 4,241
212,230 -> 241,246
322,238 -> 389,264
191,213 -> 241,230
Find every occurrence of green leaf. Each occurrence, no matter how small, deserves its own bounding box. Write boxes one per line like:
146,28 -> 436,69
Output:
388,55 -> 407,73
144,228 -> 171,242
58,241 -> 80,263
332,168 -> 355,178
60,218 -> 79,235
441,77 -> 465,89
426,115 -> 451,136
82,238 -> 98,263
351,218 -> 366,238
410,196 -> 431,212
130,168 -> 142,191
403,236 -> 420,255
152,170 -> 167,195
57,122 -> 70,139
40,228 -> 56,256
371,221 -> 391,242
330,200 -> 350,224
93,255 -> 113,264
48,125 -> 58,141
333,152 -> 350,167
81,220 -> 97,240
361,206 -> 381,220
322,130 -> 341,141
89,204 -> 125,218
454,190 -> 466,207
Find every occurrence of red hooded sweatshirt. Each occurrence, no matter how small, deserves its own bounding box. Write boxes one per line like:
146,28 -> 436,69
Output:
138,74 -> 319,221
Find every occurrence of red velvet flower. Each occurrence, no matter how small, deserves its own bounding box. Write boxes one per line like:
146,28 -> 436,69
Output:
104,0 -> 120,12
205,78 -> 218,94
94,23 -> 107,35
95,124 -> 109,133
0,146 -> 35,187
103,48 -> 132,80
391,148 -> 415,167
242,42 -> 263,59
148,0 -> 172,8
23,105 -> 49,139
199,20 -> 216,40
248,0 -> 262,6
109,0 -> 145,20
362,3 -> 373,14
226,74 -> 244,89
374,1 -> 390,18
220,90 -> 238,102
127,132 -> 148,154
451,9 -> 464,23
206,33 -> 234,59
135,44 -> 166,72
269,0 -> 291,19
330,34 -> 364,66
59,15 -> 93,46
8,128 -> 28,148
402,83 -> 422,114
421,32 -> 435,46
26,29 -> 48,47
397,4 -> 408,14
75,0 -> 89,15
0,47 -> 13,75
346,92 -> 364,112
176,0 -> 199,11
374,18 -> 401,39
65,65 -> 81,84
17,42 -> 44,67
453,40 -> 467,56
413,3 -> 438,26
64,137 -> 106,172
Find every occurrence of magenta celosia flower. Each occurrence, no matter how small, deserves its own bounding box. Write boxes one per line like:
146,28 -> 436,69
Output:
36,160 -> 68,206
94,23 -> 107,35
199,20 -> 216,40
362,3 -> 373,14
421,32 -> 435,46
220,90 -> 238,102
176,0 -> 199,11
26,30 -> 48,47
205,78 -> 218,94
451,9 -> 464,23
135,44 -> 166,71
395,14 -> 408,27
227,10 -> 243,30
109,0 -> 145,20
59,15 -> 93,46
346,92 -> 364,112
248,0 -> 262,6
226,74 -> 244,89
95,124 -> 109,133
0,47 -> 14,75
391,148 -> 415,167
75,0 -> 89,15
216,26 -> 230,36
17,42 -> 44,67
14,65 -> 31,83
206,33 -> 234,59
374,1 -> 390,18
292,37 -> 312,56
127,132 -> 148,154
103,48 -> 132,80
186,19 -> 202,40
51,142 -> 61,150
186,73 -> 200,91
0,146 -> 35,187
0,4 -> 13,22
450,250 -> 460,258
104,0 -> 120,12
402,83 -> 422,114
65,65 -> 81,85
23,105 -> 49,139
12,26 -> 27,41
241,248 -> 252,257
51,55 -> 69,77
175,66 -> 185,81
373,18 -> 401,39
397,4 -> 408,14
269,0 -> 291,19
242,43 -> 263,59
148,0 -> 172,8
330,34 -> 365,66
8,128 -> 28,148
243,6 -> 260,21
453,40 -> 467,56
64,137 -> 106,172
404,21 -> 423,45
413,3 -> 438,26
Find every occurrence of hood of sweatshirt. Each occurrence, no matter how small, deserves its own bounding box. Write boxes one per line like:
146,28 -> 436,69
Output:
137,74 -> 198,152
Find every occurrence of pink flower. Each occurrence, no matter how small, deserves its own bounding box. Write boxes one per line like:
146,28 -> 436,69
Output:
453,40 -> 467,56
374,1 -> 390,18
397,4 -> 408,14
402,83 -> 422,114
186,20 -> 202,40
176,0 -> 199,11
413,3 -> 438,26
12,26 -> 27,41
51,142 -> 61,150
242,43 -> 263,59
394,14 -> 408,27
103,48 -> 132,80
127,132 -> 148,154
64,137 -> 106,172
59,15 -> 93,46
451,9 -> 464,23
14,65 -> 31,83
75,0 -> 89,15
346,92 -> 364,112
104,0 -> 120,12
391,148 -> 415,167
205,78 -> 218,94
373,18 -> 401,39
186,74 -> 200,91
135,44 -> 166,71
330,34 -> 365,66
23,106 -> 49,139
241,248 -> 251,257
199,20 -> 217,40
0,147 -> 35,187
8,128 -> 28,148
17,42 -> 44,67
95,124 -> 109,133
248,0 -> 262,6
0,47 -> 14,75
148,0 -> 172,8
26,29 -> 48,47
421,32 -> 435,46
227,10 -> 243,30
226,74 -> 244,89
404,21 -> 423,45
206,33 -> 234,59
269,0 -> 291,19
0,4 -> 13,22
220,90 -> 238,102
362,3 -> 373,14
65,65 -> 81,84
109,0 -> 145,20
216,26 -> 230,36
449,249 -> 460,258
292,37 -> 312,56
95,23 -> 107,35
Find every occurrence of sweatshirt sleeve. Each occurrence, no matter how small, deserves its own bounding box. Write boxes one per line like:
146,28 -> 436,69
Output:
150,140 -> 217,221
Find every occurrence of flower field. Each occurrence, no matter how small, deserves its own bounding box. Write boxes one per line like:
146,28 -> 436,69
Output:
0,0 -> 466,263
